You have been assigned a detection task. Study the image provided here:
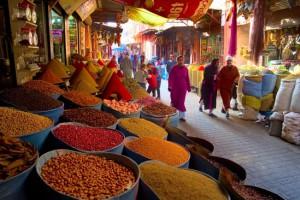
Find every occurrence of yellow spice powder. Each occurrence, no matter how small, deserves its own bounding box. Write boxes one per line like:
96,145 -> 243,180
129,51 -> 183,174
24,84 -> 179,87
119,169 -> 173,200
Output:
119,118 -> 167,139
140,162 -> 228,200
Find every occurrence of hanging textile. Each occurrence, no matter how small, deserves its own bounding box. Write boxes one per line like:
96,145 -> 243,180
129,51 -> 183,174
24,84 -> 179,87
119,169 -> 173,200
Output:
228,0 -> 237,57
249,0 -> 265,64
127,7 -> 168,26
114,0 -> 213,22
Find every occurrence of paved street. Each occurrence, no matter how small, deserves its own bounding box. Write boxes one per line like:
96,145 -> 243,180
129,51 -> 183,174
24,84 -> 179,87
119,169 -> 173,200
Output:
160,80 -> 300,200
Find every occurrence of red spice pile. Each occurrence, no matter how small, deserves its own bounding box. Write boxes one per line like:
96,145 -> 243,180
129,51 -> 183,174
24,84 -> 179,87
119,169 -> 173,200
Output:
53,124 -> 123,151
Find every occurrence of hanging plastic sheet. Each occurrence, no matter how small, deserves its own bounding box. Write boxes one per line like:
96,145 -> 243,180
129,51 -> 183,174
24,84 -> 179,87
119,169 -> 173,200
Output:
127,7 -> 168,27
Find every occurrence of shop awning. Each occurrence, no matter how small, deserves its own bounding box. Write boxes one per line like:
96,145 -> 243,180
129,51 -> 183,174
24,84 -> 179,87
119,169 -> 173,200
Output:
76,0 -> 98,21
59,0 -> 87,15
113,0 -> 213,22
127,7 -> 168,26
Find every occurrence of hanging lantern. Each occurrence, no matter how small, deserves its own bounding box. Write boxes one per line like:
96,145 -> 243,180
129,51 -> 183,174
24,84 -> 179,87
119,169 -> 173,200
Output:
144,0 -> 154,8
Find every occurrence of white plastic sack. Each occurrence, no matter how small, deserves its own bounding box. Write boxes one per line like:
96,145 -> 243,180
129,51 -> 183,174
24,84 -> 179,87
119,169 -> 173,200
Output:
273,80 -> 296,112
270,112 -> 284,121
290,79 -> 300,113
281,112 -> 300,145
238,106 -> 258,121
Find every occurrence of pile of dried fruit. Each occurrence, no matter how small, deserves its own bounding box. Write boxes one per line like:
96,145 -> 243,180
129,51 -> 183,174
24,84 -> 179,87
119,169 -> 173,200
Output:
136,96 -> 158,107
142,103 -> 176,116
0,133 -> 38,180
41,153 -> 135,199
123,78 -> 149,100
62,91 -> 101,107
140,162 -> 227,200
62,108 -> 117,127
53,124 -> 124,151
0,107 -> 53,137
125,137 -> 189,166
22,80 -> 65,96
0,88 -> 62,111
104,99 -> 140,114
118,118 -> 167,139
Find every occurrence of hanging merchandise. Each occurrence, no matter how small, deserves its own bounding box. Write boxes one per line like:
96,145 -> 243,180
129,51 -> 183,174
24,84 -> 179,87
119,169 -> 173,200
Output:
228,0 -> 237,56
116,0 -> 212,22
59,0 -> 86,15
76,0 -> 97,21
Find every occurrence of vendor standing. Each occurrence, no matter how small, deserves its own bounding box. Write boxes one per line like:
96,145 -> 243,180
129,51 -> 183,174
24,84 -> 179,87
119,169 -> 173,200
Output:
168,55 -> 191,121
217,56 -> 240,118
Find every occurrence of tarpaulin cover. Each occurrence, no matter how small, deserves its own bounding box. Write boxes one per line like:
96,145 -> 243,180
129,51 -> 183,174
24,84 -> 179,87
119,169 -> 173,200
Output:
115,0 -> 212,22
127,7 -> 168,26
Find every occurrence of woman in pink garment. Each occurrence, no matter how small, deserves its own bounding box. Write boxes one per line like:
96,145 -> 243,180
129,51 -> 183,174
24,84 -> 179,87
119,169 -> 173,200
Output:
168,55 -> 191,121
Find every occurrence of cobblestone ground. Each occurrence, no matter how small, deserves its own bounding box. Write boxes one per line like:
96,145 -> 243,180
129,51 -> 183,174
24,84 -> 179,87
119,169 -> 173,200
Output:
159,80 -> 300,200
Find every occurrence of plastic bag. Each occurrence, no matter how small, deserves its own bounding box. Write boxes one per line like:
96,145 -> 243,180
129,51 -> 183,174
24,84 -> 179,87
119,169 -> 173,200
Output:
242,95 -> 261,111
243,79 -> 262,98
281,112 -> 300,145
262,74 -> 277,96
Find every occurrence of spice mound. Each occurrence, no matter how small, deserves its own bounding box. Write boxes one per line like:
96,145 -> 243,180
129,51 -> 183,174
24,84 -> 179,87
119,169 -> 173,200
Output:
104,99 -> 140,114
53,124 -> 124,151
123,78 -> 149,100
142,103 -> 176,116
22,80 -> 65,96
0,107 -> 53,137
62,91 -> 101,106
0,87 -> 62,111
0,133 -> 38,180
62,108 -> 117,127
119,118 -> 167,139
125,137 -> 189,166
41,153 -> 135,200
140,162 -> 227,200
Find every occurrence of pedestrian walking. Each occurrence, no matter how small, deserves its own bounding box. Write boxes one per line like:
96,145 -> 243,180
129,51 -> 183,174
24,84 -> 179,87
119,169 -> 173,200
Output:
199,58 -> 219,117
168,55 -> 191,121
217,56 -> 240,118
120,53 -> 133,79
135,64 -> 147,89
166,54 -> 176,75
146,64 -> 157,97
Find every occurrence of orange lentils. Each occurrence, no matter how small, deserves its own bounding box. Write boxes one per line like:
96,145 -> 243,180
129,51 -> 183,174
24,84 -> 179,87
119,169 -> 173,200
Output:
125,137 -> 189,166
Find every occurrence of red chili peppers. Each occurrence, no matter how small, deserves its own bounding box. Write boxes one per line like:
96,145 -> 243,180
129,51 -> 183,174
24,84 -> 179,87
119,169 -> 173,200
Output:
53,124 -> 124,151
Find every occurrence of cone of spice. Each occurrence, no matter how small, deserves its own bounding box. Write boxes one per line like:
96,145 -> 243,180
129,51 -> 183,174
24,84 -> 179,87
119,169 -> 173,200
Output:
40,68 -> 63,84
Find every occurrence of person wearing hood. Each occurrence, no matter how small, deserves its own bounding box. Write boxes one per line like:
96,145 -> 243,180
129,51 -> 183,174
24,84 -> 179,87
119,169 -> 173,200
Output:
217,56 -> 240,118
120,53 -> 133,79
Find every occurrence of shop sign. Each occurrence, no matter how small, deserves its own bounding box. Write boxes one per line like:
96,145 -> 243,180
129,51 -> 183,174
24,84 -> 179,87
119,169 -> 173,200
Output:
115,0 -> 212,22
76,0 -> 97,21
59,0 -> 86,15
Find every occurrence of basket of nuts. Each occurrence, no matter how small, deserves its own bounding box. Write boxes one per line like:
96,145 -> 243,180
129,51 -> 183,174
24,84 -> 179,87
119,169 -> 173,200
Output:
36,149 -> 140,200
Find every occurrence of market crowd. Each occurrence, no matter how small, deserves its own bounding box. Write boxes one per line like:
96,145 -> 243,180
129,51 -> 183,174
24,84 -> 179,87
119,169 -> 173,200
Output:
110,52 -> 240,121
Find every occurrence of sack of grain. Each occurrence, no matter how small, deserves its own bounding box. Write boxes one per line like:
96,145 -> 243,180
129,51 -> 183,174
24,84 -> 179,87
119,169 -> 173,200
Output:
273,80 -> 295,112
281,112 -> 300,145
262,74 -> 277,96
290,79 -> 300,113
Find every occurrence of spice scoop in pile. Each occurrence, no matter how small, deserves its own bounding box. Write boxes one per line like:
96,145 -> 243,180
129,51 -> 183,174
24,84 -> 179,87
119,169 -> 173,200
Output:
125,137 -> 189,166
140,161 -> 228,200
0,107 -> 53,137
0,133 -> 38,180
118,118 -> 168,139
103,99 -> 140,114
62,108 -> 117,128
41,153 -> 136,200
0,87 -> 62,111
142,102 -> 177,116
